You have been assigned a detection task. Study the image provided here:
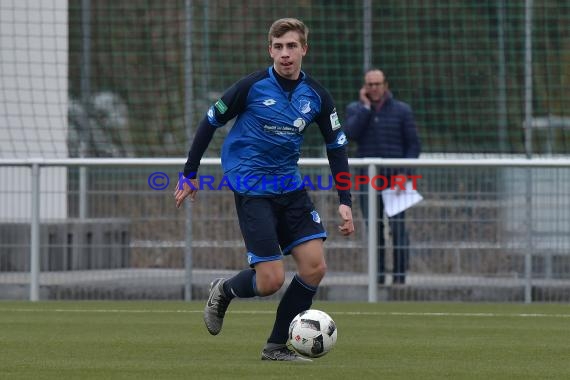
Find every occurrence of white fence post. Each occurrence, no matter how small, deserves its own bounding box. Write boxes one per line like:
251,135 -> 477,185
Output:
367,163 -> 378,303
30,162 -> 40,301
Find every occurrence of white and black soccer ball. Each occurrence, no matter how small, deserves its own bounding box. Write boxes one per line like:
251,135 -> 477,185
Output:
288,309 -> 337,358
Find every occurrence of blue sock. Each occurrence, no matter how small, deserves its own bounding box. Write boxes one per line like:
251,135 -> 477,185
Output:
223,269 -> 258,299
267,274 -> 317,344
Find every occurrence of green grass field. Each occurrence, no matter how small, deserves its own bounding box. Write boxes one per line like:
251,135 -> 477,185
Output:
1,301 -> 569,379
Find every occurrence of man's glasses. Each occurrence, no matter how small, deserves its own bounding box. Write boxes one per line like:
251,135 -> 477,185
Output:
366,82 -> 384,87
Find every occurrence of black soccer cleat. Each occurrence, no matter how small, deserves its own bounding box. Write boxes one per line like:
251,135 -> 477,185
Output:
203,278 -> 231,335
261,345 -> 313,362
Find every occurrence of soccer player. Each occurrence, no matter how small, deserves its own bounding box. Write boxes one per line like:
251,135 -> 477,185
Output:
174,18 -> 354,362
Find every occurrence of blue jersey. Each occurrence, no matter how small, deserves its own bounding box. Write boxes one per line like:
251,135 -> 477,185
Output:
207,66 -> 348,196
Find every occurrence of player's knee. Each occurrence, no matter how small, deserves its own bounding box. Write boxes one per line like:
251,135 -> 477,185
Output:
312,260 -> 327,281
299,260 -> 327,284
255,270 -> 285,296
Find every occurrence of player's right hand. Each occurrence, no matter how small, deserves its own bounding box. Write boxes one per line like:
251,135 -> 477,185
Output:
174,178 -> 199,208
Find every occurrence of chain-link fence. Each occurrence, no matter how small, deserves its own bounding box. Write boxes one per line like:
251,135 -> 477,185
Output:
1,158 -> 569,302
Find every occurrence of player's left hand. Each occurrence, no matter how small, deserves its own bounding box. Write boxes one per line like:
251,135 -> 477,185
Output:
174,178 -> 199,208
337,204 -> 355,236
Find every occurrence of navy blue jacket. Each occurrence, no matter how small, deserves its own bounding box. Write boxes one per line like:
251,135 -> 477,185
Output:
344,92 -> 420,176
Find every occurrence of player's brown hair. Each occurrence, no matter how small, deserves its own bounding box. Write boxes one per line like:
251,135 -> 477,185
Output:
268,18 -> 309,47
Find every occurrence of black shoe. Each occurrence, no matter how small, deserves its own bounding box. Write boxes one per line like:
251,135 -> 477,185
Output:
203,278 -> 231,335
261,345 -> 313,362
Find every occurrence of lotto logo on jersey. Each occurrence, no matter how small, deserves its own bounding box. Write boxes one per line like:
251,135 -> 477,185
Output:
336,131 -> 347,146
330,109 -> 341,130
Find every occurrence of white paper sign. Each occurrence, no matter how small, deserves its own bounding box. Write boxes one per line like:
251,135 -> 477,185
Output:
381,181 -> 423,217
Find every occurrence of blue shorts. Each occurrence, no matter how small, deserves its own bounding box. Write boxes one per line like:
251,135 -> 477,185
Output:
234,189 -> 327,266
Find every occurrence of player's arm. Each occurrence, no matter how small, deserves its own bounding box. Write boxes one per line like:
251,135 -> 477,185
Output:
313,95 -> 352,207
175,74 -> 252,208
314,91 -> 354,236
174,116 -> 214,207
325,146 -> 355,236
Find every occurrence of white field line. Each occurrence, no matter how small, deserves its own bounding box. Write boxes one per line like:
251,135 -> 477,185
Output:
1,308 -> 570,318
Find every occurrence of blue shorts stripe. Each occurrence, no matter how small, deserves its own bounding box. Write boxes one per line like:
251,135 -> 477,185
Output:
281,232 -> 327,255
247,252 -> 282,266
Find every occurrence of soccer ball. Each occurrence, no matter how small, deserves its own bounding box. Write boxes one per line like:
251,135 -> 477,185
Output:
288,309 -> 337,358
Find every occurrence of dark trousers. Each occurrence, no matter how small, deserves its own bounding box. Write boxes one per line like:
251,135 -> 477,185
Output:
360,192 -> 410,284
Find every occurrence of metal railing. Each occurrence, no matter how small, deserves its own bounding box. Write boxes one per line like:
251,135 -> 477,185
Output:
1,156 -> 570,303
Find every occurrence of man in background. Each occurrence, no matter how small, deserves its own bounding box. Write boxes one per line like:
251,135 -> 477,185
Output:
344,69 -> 421,285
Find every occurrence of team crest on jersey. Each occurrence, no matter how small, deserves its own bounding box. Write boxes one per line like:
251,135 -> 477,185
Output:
330,108 -> 341,130
298,99 -> 311,114
311,210 -> 321,224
